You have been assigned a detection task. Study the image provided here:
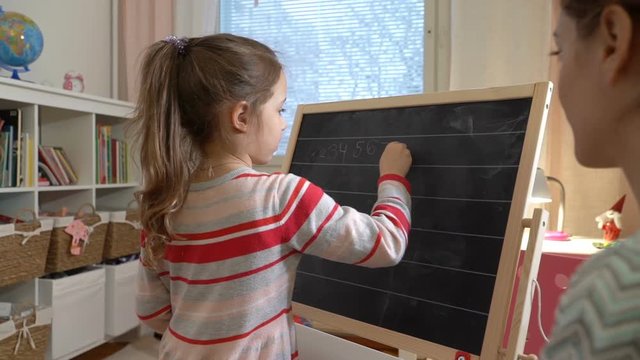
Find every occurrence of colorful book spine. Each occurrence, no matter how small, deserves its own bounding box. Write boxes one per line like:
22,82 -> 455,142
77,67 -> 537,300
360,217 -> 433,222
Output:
54,147 -> 78,185
0,109 -> 21,187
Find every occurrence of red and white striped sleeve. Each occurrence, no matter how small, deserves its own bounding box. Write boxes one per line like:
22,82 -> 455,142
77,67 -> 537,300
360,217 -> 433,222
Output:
280,173 -> 411,267
136,232 -> 172,333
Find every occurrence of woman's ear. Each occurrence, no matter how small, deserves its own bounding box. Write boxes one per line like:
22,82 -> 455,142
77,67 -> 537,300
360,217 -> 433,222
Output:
230,101 -> 250,133
599,4 -> 634,85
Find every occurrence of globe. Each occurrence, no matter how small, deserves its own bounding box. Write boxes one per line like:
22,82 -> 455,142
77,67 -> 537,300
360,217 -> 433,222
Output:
0,6 -> 44,80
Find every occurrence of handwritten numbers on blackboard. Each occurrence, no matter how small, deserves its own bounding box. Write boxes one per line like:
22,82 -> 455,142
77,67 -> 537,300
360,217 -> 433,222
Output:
353,141 -> 364,158
306,140 -> 389,164
339,143 -> 348,162
367,140 -> 377,156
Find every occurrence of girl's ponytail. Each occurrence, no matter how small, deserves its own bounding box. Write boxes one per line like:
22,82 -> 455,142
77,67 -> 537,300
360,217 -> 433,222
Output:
132,40 -> 195,267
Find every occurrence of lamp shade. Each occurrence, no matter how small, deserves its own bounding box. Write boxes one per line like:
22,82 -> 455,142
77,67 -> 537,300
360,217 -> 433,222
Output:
531,167 -> 552,203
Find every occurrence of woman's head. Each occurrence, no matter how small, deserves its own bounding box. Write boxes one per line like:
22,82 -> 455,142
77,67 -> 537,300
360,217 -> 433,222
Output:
554,1 -> 640,167
132,33 -> 283,264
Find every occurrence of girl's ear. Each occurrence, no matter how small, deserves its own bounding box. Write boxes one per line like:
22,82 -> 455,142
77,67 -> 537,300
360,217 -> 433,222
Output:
599,4 -> 634,85
230,101 -> 250,133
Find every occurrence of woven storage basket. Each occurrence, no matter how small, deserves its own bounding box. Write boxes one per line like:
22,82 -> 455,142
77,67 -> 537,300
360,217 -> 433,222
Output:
104,201 -> 141,260
0,307 -> 52,360
44,204 -> 109,273
0,211 -> 53,287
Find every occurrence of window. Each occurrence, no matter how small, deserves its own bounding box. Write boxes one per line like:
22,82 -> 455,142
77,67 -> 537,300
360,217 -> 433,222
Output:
220,0 -> 427,155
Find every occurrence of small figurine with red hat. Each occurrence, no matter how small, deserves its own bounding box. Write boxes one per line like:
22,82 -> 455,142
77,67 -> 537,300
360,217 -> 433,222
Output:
594,195 -> 626,249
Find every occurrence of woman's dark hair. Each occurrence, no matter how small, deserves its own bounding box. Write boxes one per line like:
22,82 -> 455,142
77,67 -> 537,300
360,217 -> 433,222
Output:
561,0 -> 640,36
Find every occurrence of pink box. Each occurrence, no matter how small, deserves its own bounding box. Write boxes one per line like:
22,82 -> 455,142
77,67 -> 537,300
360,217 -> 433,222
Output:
504,248 -> 589,356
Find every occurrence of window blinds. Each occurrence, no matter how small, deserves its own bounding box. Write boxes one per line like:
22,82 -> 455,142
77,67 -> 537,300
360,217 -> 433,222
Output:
220,0 -> 425,154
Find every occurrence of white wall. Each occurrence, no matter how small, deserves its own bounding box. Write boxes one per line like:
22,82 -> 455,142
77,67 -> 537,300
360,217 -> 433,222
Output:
449,0 -> 552,90
174,0 -> 219,37
1,0 -> 113,98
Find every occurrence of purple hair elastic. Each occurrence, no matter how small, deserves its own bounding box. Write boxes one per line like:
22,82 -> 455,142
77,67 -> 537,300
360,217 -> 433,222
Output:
163,35 -> 188,55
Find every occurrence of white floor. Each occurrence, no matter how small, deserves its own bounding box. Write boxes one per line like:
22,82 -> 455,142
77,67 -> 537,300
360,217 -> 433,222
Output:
105,336 -> 158,360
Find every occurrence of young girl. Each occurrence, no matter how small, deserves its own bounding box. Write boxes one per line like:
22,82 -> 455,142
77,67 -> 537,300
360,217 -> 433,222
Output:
132,33 -> 412,360
542,1 -> 640,359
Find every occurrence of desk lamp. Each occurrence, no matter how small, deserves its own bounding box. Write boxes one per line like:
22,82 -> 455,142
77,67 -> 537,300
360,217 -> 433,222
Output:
531,168 -> 569,240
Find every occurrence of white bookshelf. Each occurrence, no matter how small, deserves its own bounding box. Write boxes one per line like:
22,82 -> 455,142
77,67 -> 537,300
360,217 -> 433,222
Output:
0,76 -> 139,215
0,77 -> 140,359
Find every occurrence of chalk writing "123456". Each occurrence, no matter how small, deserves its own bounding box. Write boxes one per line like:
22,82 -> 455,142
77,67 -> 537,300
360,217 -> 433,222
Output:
311,140 -> 382,162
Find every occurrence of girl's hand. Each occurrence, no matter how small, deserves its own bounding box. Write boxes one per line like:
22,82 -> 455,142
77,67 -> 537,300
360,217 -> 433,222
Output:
379,142 -> 412,177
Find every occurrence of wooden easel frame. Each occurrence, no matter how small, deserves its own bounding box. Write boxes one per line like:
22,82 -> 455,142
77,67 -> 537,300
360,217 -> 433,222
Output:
282,82 -> 554,360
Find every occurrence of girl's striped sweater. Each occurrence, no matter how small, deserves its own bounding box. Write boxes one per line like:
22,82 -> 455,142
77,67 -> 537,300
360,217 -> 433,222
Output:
136,167 -> 412,360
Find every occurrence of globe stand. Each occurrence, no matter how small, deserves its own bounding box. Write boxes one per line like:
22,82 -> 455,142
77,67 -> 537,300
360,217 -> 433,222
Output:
0,64 -> 30,80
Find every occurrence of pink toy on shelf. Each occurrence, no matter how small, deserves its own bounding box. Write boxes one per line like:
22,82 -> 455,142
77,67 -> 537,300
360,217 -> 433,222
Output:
62,71 -> 84,92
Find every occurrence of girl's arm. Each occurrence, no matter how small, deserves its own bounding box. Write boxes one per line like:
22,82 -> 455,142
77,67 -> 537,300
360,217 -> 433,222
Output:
136,235 -> 172,333
282,174 -> 411,267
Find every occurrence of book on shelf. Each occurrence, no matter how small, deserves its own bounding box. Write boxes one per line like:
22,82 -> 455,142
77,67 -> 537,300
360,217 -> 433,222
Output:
0,109 -> 22,187
106,125 -> 112,183
5,126 -> 13,187
96,124 -> 129,184
0,109 -> 34,187
38,176 -> 50,186
38,161 -> 59,186
111,138 -> 117,183
97,124 -> 106,184
0,130 -> 8,187
47,146 -> 70,185
0,118 -> 4,178
0,124 -> 14,187
98,124 -> 109,184
122,142 -> 128,183
54,147 -> 78,184
38,145 -> 64,185
38,145 -> 78,186
24,132 -> 34,187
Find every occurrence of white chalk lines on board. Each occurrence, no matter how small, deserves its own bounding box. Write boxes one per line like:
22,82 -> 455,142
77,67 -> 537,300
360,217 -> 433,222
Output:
295,130 -> 526,141
324,189 -> 512,203
410,227 -> 503,240
297,270 -> 490,316
401,260 -> 497,278
290,163 -> 520,168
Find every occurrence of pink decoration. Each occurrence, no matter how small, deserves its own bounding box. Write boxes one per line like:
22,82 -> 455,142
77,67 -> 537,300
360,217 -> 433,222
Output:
64,220 -> 89,255
63,71 -> 85,92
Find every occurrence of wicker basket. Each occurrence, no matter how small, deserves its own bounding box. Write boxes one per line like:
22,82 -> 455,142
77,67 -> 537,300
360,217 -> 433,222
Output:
103,201 -> 141,260
0,211 -> 53,287
44,204 -> 109,273
0,307 -> 52,360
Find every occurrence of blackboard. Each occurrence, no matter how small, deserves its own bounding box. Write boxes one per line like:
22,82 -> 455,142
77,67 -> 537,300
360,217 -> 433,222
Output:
284,83 -> 552,358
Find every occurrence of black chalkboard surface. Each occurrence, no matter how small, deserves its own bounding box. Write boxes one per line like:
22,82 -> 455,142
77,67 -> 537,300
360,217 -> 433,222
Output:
284,83 -> 552,358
